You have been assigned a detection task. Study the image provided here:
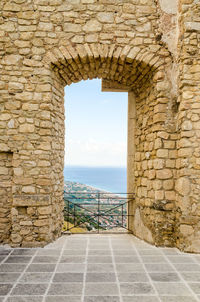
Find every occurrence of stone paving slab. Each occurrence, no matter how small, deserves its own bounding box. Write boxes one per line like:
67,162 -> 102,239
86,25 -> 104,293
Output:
0,234 -> 200,301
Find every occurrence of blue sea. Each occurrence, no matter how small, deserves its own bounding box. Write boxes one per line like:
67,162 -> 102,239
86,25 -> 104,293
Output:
64,166 -> 127,193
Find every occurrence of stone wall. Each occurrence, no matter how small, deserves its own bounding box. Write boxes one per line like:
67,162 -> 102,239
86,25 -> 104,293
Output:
176,0 -> 200,253
0,0 -> 199,252
126,58 -> 178,247
0,152 -> 13,243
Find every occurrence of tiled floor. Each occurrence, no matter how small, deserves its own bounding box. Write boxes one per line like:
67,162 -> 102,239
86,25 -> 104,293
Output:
0,234 -> 200,301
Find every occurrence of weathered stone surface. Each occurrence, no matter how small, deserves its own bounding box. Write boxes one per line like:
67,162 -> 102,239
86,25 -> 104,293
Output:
38,206 -> 52,215
64,23 -> 82,32
83,20 -> 102,32
22,186 -> 36,194
185,22 -> 200,32
3,55 -> 21,65
0,0 -> 199,254
175,177 -> 191,196
0,167 -> 9,175
97,13 -> 114,23
156,169 -> 173,180
159,0 -> 178,14
180,224 -> 194,236
38,22 -> 53,31
0,144 -> 10,152
134,208 -> 153,244
19,124 -> 35,133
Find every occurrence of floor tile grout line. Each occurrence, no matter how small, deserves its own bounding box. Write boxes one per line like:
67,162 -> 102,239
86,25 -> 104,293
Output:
1,294 -> 162,297
81,237 -> 89,302
5,261 -> 198,265
1,235 -> 200,301
191,254 -> 200,265
1,249 -> 13,265
161,249 -> 199,301
132,238 -> 162,302
109,237 -> 123,302
2,249 -> 36,302
41,237 -> 67,302
1,248 -> 14,302
2,281 -> 194,284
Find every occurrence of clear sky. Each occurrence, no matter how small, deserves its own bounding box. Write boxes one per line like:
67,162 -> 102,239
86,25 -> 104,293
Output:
64,79 -> 128,167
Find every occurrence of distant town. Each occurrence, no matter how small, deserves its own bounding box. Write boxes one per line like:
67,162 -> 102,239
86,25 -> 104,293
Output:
63,181 -> 130,232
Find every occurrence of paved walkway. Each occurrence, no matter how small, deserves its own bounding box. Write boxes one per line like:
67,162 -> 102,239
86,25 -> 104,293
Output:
0,234 -> 200,301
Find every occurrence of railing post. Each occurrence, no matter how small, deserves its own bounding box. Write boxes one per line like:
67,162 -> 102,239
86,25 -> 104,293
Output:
67,200 -> 69,231
74,204 -> 76,227
98,193 -> 100,234
127,199 -> 132,232
122,204 -> 124,228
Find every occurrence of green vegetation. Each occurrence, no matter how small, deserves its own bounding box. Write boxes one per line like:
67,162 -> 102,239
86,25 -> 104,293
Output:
63,181 -> 128,232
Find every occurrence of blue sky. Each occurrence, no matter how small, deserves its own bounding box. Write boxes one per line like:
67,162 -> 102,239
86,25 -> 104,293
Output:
64,79 -> 128,167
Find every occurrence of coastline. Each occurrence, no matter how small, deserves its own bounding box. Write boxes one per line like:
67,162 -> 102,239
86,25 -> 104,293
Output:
64,166 -> 127,193
63,180 -> 129,232
64,180 -> 127,199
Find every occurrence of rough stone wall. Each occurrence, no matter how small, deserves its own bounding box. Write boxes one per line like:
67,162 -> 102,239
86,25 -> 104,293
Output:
157,0 -> 179,57
130,62 -> 178,247
0,152 -> 13,243
176,0 -> 200,253
0,0 -> 199,252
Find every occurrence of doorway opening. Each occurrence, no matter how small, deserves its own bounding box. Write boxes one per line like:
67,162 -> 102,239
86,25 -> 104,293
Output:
63,79 -> 131,233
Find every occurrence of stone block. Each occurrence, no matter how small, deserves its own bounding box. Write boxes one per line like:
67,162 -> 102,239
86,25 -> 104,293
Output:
163,141 -> 175,149
153,159 -> 164,170
163,179 -> 174,190
178,148 -> 193,158
185,22 -> 200,32
0,114 -> 12,121
83,20 -> 102,32
22,104 -> 39,111
156,169 -> 173,180
14,168 -> 23,177
0,144 -> 10,152
5,53 -> 22,65
175,177 -> 191,196
34,219 -> 49,227
159,0 -> 178,14
38,206 -> 52,215
38,22 -> 53,31
155,190 -> 164,200
19,124 -> 35,133
0,167 -> 8,175
182,121 -> 193,131
153,113 -> 166,123
97,13 -> 114,23
8,82 -> 24,93
157,149 -> 168,158
22,186 -> 36,194
165,191 -> 176,200
180,224 -> 194,236
38,161 -> 51,167
64,23 -> 82,32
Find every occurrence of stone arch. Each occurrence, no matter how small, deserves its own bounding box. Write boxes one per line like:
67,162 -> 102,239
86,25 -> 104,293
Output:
0,38 -> 176,248
37,42 -> 177,249
42,43 -> 168,89
0,36 -> 177,248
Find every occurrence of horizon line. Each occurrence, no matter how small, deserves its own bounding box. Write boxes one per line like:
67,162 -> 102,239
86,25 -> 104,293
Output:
64,165 -> 127,168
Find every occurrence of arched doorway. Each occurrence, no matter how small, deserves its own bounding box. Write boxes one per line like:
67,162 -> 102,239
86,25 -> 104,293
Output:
35,43 -> 176,247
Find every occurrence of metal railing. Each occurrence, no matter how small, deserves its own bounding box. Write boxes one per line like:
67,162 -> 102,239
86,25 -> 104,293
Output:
63,192 -> 135,233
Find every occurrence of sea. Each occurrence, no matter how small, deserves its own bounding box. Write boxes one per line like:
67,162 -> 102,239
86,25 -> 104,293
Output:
64,166 -> 127,193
